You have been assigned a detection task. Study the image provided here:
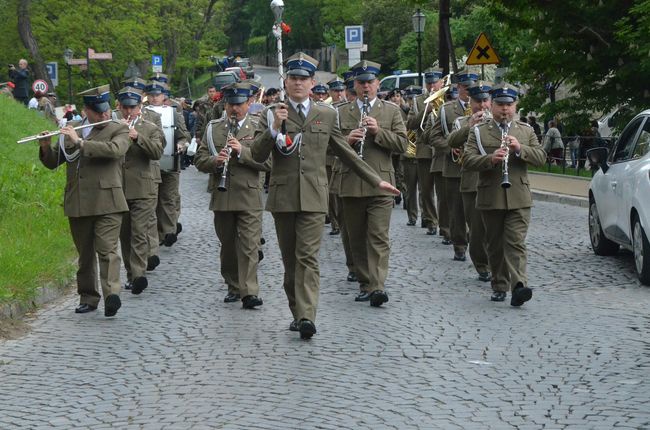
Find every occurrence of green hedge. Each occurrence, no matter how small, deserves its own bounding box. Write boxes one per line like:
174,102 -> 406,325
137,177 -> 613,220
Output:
0,97 -> 76,305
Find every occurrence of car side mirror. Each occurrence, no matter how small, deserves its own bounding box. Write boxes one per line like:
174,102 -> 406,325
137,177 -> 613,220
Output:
587,147 -> 609,173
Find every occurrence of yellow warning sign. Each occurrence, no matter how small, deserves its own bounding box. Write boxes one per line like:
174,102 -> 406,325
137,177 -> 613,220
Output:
466,33 -> 500,65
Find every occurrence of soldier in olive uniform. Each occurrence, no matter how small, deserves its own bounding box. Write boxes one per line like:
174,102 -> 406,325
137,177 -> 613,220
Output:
430,69 -> 477,260
195,84 -> 271,308
447,81 -> 493,282
407,68 -> 443,235
251,53 -> 399,339
337,60 -> 408,307
311,82 -> 329,103
463,83 -> 547,305
144,80 -> 190,248
124,77 -> 164,272
115,87 -> 164,295
38,85 -> 130,317
328,77 -> 355,279
343,71 -> 357,104
402,85 -> 423,225
387,88 -> 409,203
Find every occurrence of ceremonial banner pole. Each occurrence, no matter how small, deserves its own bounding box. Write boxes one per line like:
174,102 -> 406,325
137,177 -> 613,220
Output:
270,0 -> 293,153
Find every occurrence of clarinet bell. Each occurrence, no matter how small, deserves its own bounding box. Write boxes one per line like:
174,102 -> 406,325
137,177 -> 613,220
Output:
501,174 -> 511,189
217,175 -> 227,192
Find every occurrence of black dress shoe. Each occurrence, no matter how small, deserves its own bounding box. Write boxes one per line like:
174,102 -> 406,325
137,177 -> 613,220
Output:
369,290 -> 389,307
420,221 -> 427,228
146,255 -> 160,271
478,272 -> 492,282
242,295 -> 263,309
511,282 -> 532,307
289,320 -> 299,331
258,250 -> 264,262
347,271 -> 357,282
491,291 -> 507,302
407,220 -> 416,226
394,194 -> 402,205
329,228 -> 340,235
260,237 -> 266,245
131,276 -> 148,295
355,291 -> 372,302
325,216 -> 331,225
453,252 -> 466,261
223,292 -> 241,303
299,319 -> 316,339
441,238 -> 452,245
75,303 -> 97,314
176,222 -> 183,235
426,226 -> 437,235
104,294 -> 121,317
124,281 -> 132,290
163,233 -> 177,247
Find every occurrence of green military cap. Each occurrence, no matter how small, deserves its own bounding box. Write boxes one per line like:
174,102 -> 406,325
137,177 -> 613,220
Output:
490,82 -> 519,103
454,68 -> 479,86
327,77 -> 345,91
285,52 -> 319,77
78,84 -> 111,112
122,77 -> 147,90
467,80 -> 493,100
117,86 -> 144,106
351,60 -> 381,81
424,67 -> 444,83
150,73 -> 169,83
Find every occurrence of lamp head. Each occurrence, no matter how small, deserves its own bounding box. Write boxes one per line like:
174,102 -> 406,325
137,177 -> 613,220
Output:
270,0 -> 284,22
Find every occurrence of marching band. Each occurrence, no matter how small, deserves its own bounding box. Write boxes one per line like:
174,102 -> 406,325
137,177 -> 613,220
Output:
24,41 -> 544,338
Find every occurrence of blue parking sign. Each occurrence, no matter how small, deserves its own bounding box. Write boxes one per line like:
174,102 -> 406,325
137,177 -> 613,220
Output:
152,55 -> 163,66
45,62 -> 58,87
345,26 -> 363,49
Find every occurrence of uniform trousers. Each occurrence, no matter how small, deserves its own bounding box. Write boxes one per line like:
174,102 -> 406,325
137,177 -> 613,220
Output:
445,177 -> 468,254
326,165 -> 339,231
402,158 -> 419,222
433,172 -> 450,239
341,196 -> 393,293
272,212 -> 325,323
417,158 -> 437,228
481,208 -> 531,292
213,210 -> 263,298
391,154 -> 406,195
69,213 -> 123,307
157,170 -> 181,237
334,195 -> 355,273
120,198 -> 157,281
461,191 -> 489,274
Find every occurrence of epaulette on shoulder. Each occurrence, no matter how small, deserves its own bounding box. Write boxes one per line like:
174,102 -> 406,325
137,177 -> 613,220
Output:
442,100 -> 455,108
382,100 -> 400,109
516,119 -> 532,128
208,117 -> 226,125
474,121 -> 489,129
335,101 -> 351,108
316,101 -> 336,111
141,118 -> 157,127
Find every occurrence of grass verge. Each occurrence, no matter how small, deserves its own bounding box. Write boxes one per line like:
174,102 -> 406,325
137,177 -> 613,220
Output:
0,97 -> 76,305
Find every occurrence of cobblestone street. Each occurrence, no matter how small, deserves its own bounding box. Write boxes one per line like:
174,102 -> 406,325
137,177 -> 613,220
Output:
1,168 -> 649,429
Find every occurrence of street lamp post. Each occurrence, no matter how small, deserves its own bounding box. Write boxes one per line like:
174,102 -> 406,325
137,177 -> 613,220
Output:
412,9 -> 426,86
63,48 -> 73,104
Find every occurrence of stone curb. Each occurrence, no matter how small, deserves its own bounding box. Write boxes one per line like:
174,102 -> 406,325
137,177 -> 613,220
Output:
0,282 -> 72,320
532,189 -> 589,208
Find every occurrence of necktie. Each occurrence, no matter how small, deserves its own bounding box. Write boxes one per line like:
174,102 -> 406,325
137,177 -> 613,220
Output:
297,103 -> 306,122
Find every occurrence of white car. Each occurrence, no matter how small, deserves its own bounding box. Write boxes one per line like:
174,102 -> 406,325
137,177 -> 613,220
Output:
587,109 -> 650,285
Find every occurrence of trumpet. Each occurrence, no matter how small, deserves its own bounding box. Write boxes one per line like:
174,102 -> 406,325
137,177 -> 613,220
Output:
500,122 -> 512,189
217,114 -> 238,192
356,92 -> 369,159
419,74 -> 453,131
16,119 -> 116,144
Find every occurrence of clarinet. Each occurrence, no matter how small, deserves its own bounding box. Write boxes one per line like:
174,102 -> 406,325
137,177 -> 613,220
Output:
356,92 -> 369,159
500,122 -> 512,189
217,114 -> 238,192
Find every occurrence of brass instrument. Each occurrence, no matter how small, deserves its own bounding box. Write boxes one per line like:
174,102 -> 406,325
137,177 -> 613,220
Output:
405,130 -> 417,158
500,122 -> 511,188
16,119 -> 115,144
217,114 -> 238,192
356,92 -> 369,159
451,109 -> 492,164
419,74 -> 453,131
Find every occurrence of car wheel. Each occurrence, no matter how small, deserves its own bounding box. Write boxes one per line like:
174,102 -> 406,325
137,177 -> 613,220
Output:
589,199 -> 619,255
632,215 -> 650,285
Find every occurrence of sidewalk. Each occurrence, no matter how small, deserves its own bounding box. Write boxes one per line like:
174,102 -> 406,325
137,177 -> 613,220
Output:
529,171 -> 590,208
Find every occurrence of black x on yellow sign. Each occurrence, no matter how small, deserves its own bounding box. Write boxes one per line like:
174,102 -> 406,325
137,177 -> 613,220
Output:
466,33 -> 500,65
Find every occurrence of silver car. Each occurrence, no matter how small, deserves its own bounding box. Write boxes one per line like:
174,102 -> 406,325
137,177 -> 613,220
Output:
235,59 -> 254,79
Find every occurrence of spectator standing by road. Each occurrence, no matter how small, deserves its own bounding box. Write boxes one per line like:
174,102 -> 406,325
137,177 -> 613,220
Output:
543,120 -> 564,165
8,59 -> 30,105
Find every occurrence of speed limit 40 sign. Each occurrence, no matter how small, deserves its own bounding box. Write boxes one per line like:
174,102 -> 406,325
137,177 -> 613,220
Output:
32,79 -> 48,94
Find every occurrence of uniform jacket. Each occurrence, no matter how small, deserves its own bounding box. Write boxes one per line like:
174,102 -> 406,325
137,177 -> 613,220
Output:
463,119 -> 547,210
195,115 -> 271,212
447,116 -> 479,193
406,94 -> 434,159
114,111 -> 164,200
428,99 -> 466,174
39,120 -> 130,217
251,100 -> 383,212
337,99 -> 408,198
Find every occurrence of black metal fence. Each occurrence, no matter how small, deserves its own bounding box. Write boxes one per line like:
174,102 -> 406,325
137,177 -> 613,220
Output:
540,134 -> 616,176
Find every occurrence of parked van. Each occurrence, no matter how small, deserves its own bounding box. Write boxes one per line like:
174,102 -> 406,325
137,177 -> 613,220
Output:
379,71 -> 424,94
